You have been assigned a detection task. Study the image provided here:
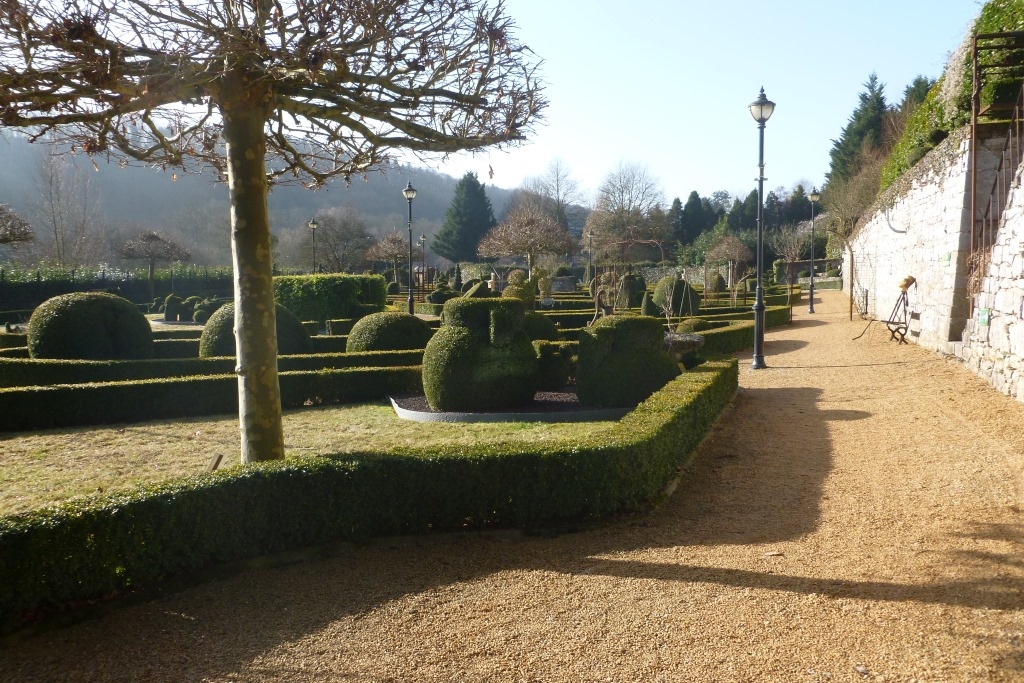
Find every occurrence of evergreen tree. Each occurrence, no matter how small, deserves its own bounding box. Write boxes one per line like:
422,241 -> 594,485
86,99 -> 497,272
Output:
726,198 -> 745,231
432,172 -> 497,263
827,74 -> 888,186
783,184 -> 811,226
678,191 -> 707,246
667,196 -> 683,243
741,189 -> 759,230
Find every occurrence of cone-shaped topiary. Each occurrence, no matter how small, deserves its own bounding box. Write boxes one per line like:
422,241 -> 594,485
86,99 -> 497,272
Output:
28,292 -> 153,360
346,312 -> 434,352
640,291 -> 660,317
575,314 -> 681,408
652,276 -> 700,317
199,302 -> 312,357
422,298 -> 538,411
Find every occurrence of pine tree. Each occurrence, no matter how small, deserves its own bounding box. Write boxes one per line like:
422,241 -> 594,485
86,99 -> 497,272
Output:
667,196 -> 683,243
827,74 -> 888,186
433,172 -> 497,263
678,191 -> 706,246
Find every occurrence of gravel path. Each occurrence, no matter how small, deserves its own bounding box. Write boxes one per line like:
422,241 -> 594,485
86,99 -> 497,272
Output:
2,290 -> 1023,682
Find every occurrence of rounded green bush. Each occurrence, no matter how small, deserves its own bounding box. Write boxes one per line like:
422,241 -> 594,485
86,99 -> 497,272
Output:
163,294 -> 183,322
425,287 -> 458,305
423,298 -> 537,411
346,312 -> 434,352
386,281 -> 401,295
199,302 -> 312,358
27,292 -> 153,360
652,277 -> 700,317
522,311 -> 559,341
575,314 -> 681,408
675,318 -> 730,333
615,273 -> 647,308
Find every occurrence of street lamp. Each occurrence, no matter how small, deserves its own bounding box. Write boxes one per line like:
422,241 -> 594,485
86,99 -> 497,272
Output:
808,187 -> 820,314
308,218 -> 318,274
418,233 -> 427,296
749,87 -> 775,370
402,182 -> 417,314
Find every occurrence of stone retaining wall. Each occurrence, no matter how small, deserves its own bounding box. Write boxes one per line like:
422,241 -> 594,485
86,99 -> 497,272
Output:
848,124 -> 1024,402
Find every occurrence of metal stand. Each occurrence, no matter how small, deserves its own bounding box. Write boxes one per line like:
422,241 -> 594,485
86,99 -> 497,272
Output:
885,291 -> 910,344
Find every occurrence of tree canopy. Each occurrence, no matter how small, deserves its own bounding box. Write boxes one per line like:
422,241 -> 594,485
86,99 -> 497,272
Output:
0,0 -> 544,464
432,171 -> 497,263
477,204 -> 574,277
827,74 -> 888,187
0,203 -> 32,246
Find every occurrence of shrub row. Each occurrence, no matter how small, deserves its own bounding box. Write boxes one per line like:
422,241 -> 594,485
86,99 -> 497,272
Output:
0,358 -> 737,631
273,274 -> 387,324
0,350 -> 424,388
0,366 -> 422,432
0,333 -> 27,348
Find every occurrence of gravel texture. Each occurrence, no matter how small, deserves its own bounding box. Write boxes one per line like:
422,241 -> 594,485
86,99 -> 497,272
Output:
2,290 -> 1023,682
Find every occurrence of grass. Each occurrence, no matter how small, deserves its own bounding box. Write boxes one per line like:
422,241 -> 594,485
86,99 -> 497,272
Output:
0,401 -> 619,518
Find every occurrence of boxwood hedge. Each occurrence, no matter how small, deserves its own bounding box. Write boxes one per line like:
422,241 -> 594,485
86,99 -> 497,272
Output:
0,358 -> 737,632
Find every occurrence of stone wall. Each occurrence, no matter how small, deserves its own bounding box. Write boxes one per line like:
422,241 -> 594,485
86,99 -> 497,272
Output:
848,124 -> 1024,402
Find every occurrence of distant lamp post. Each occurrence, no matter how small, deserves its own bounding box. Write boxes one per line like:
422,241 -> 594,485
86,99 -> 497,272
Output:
308,218 -> 318,274
418,233 -> 427,295
749,87 -> 775,370
402,182 -> 417,314
808,187 -> 820,314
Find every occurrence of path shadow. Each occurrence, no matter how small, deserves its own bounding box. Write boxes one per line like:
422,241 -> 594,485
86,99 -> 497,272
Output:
3,389 -> 1022,681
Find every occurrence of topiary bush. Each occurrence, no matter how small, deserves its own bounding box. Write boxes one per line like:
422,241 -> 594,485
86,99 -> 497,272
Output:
463,281 -> 493,298
163,294 -> 183,322
422,298 -> 538,411
652,276 -> 700,317
675,318 -> 731,334
533,340 -> 572,391
575,314 -> 681,408
502,270 -> 535,310
346,312 -> 434,352
198,302 -> 312,358
615,273 -> 646,308
640,291 -> 660,317
27,292 -> 153,360
386,281 -> 401,295
522,311 -> 559,341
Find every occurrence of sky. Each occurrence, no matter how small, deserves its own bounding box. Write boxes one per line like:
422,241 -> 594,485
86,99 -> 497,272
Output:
421,0 -> 984,205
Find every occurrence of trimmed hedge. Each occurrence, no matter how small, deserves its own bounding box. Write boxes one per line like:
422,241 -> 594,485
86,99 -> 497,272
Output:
273,274 -> 387,323
0,333 -> 27,348
309,335 -> 348,354
0,366 -> 423,432
346,312 -> 434,352
150,328 -> 203,340
199,303 -> 312,358
27,292 -> 153,360
0,358 -> 737,631
0,350 -> 424,388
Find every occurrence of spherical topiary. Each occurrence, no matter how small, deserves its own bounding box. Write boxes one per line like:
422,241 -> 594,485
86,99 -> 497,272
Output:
199,302 -> 312,357
422,298 -> 537,411
27,292 -> 153,360
575,314 -> 681,408
425,286 -> 458,305
346,312 -> 434,352
652,276 -> 700,317
386,281 -> 401,295
522,310 -> 559,341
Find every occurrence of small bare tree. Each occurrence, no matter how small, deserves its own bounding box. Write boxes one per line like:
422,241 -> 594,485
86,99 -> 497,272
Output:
120,230 -> 192,298
0,203 -> 33,246
477,205 -> 574,278
366,231 -> 419,284
308,207 -> 372,273
768,224 -> 808,291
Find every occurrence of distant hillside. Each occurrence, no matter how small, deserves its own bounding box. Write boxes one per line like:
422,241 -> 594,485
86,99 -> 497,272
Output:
0,133 -> 517,266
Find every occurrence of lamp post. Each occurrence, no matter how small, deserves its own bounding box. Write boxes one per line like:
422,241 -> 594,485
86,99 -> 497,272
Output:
418,233 -> 427,296
308,218 -> 318,274
749,87 -> 775,370
402,182 -> 417,314
808,187 -> 820,314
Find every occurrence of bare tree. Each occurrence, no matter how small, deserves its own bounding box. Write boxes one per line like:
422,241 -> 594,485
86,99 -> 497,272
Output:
768,223 -> 808,288
706,235 -> 752,289
584,162 -> 666,262
477,205 -> 574,278
366,230 -> 417,283
308,207 -> 373,273
33,151 -> 105,268
0,203 -> 33,246
509,159 -> 585,231
0,0 -> 543,463
120,230 -> 192,298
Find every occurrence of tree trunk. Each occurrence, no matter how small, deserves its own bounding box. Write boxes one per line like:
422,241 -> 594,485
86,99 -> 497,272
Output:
222,97 -> 284,464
